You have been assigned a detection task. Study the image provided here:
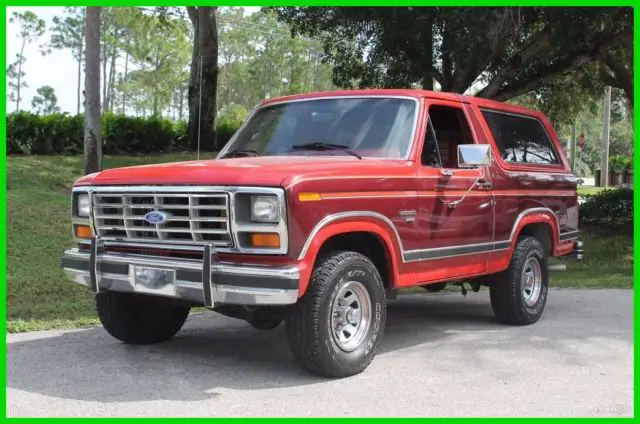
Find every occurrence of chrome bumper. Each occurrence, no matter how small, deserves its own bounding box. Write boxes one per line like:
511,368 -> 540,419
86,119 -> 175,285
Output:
60,238 -> 300,307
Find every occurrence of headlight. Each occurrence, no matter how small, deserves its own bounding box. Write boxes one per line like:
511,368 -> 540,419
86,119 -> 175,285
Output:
250,195 -> 279,223
77,194 -> 90,217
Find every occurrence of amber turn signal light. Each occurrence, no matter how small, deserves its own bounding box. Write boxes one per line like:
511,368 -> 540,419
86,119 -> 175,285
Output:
74,224 -> 93,239
298,192 -> 321,202
250,233 -> 280,248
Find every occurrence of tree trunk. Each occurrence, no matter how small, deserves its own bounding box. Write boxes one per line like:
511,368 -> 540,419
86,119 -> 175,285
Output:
84,7 -> 102,175
421,15 -> 434,91
153,87 -> 159,117
102,44 -> 107,113
76,49 -> 82,115
106,44 -> 117,112
76,9 -> 85,115
16,38 -> 26,112
121,52 -> 128,114
179,83 -> 184,120
187,6 -> 219,152
599,53 -> 633,107
225,54 -> 232,104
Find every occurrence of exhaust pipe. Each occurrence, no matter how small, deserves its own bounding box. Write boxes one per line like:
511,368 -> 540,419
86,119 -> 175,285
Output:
548,264 -> 567,272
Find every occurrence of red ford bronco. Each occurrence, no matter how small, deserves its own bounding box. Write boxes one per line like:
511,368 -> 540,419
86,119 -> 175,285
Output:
61,89 -> 583,378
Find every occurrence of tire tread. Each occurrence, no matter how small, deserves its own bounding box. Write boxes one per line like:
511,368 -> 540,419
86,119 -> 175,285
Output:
490,236 -> 548,326
286,251 -> 385,378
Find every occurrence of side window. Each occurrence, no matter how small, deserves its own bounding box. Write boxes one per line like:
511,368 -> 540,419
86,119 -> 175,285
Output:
481,109 -> 560,165
421,105 -> 474,168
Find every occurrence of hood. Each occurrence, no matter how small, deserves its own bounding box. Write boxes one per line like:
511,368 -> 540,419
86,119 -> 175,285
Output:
74,155 -> 412,188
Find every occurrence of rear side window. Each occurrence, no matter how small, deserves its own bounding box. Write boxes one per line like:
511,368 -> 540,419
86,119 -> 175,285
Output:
481,109 -> 560,165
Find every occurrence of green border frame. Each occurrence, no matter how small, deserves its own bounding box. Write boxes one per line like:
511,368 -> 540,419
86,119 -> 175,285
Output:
2,2 -> 637,420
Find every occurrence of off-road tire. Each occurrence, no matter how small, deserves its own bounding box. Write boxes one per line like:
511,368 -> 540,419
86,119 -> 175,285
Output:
96,290 -> 191,344
490,236 -> 549,325
285,251 -> 386,378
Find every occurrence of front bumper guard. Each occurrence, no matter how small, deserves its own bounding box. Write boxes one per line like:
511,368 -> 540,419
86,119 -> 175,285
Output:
61,237 -> 300,307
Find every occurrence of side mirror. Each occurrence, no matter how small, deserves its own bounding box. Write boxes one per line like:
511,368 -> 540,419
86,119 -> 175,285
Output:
457,144 -> 491,168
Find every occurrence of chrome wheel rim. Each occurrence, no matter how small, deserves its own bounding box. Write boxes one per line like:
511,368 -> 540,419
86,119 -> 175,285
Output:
522,257 -> 543,307
330,280 -> 372,352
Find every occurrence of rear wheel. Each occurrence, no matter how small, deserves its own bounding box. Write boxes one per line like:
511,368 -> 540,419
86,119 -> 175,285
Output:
96,291 -> 191,344
490,236 -> 549,325
285,251 -> 386,378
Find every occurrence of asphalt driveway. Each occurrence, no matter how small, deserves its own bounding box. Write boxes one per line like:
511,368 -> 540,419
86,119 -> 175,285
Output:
6,289 -> 633,417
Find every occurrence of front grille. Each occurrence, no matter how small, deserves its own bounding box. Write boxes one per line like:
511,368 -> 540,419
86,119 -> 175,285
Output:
92,192 -> 232,247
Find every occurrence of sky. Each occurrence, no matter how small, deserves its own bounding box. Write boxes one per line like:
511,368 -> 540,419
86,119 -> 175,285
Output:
6,6 -> 260,115
6,6 -> 480,115
6,7 -> 79,113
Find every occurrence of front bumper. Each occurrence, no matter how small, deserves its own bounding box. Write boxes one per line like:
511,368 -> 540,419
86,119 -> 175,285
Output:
60,238 -> 300,307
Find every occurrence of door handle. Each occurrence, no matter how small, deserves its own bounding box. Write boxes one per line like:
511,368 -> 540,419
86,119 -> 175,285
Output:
476,179 -> 493,190
441,169 -> 455,177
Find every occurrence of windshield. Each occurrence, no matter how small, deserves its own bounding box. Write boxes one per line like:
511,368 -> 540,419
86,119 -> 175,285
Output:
221,97 -> 417,159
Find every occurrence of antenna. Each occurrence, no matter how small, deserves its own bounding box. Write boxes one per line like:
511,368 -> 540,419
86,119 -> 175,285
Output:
197,55 -> 203,161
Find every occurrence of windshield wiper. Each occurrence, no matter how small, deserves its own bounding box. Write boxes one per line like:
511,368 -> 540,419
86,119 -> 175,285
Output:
220,149 -> 259,158
292,142 -> 363,159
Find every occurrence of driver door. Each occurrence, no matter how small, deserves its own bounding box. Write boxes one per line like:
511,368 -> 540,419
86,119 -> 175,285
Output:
410,99 -> 495,278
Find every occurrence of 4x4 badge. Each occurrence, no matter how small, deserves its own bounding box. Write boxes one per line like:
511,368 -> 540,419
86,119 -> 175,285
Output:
399,210 -> 417,221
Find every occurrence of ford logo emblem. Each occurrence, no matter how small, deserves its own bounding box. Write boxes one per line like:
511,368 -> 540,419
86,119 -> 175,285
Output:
144,211 -> 168,225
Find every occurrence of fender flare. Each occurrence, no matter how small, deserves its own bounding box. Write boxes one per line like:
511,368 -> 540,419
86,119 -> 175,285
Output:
508,208 -> 561,254
296,212 -> 402,296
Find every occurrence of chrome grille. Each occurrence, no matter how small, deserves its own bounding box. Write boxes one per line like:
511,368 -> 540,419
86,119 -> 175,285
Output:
92,192 -> 232,247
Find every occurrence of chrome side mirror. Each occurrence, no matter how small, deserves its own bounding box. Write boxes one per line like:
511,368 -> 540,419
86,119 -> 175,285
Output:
458,144 -> 491,168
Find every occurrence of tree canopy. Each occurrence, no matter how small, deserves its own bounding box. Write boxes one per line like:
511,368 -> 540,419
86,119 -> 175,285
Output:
31,85 -> 61,114
273,7 -> 633,104
7,11 -> 46,112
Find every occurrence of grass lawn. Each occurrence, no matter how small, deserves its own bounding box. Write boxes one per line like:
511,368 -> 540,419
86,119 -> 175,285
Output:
6,154 -> 634,332
577,186 -> 608,196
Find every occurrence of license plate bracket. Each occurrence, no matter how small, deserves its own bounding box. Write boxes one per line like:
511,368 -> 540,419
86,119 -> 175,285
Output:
130,265 -> 177,296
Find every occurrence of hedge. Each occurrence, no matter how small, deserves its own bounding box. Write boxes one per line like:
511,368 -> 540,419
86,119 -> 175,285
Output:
580,187 -> 633,226
6,110 -> 245,155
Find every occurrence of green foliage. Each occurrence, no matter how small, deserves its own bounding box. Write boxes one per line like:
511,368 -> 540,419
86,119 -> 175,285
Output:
49,7 -> 84,60
101,113 -> 184,154
6,54 -> 27,108
579,187 -> 633,226
553,87 -> 633,177
216,8 -> 335,111
273,7 -> 632,104
6,112 -> 84,155
6,112 -> 243,155
31,85 -> 61,115
117,8 -> 191,117
609,154 -> 633,171
216,102 -> 248,141
8,10 -> 47,112
10,11 -> 46,43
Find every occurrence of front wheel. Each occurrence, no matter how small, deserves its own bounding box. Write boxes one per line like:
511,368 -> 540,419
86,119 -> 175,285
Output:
490,236 -> 549,325
285,251 -> 386,378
